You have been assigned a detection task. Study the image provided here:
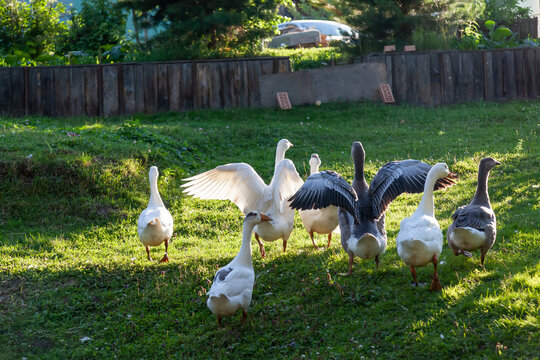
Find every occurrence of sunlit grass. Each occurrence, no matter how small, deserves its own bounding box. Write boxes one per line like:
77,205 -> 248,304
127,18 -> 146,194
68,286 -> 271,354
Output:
0,100 -> 538,359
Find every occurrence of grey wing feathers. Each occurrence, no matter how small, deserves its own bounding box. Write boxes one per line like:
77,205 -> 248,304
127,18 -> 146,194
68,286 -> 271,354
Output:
451,205 -> 495,230
369,160 -> 457,219
288,170 -> 358,219
214,267 -> 234,282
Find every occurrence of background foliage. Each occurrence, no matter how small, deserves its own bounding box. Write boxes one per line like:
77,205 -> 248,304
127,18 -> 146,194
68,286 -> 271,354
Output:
0,0 -> 537,66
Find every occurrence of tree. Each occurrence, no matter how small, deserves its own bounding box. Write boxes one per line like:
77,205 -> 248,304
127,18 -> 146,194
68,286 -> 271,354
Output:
60,0 -> 128,57
0,0 -> 67,59
119,0 -> 290,59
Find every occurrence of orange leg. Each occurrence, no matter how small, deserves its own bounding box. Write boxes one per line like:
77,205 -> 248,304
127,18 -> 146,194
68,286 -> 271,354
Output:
145,246 -> 152,261
159,238 -> 169,263
374,255 -> 380,270
242,310 -> 247,324
410,265 -> 418,287
217,316 -> 223,328
326,233 -> 332,249
255,233 -> 266,258
348,252 -> 354,275
429,254 -> 442,291
309,231 -> 318,249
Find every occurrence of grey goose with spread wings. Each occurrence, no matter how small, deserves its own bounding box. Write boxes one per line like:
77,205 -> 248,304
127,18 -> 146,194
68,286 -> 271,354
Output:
289,141 -> 457,274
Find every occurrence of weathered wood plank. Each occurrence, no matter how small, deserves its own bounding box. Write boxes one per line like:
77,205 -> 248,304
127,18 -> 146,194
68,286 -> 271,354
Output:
416,54 -> 430,106
429,53 -> 442,105
157,64 -> 169,112
85,66 -> 99,116
168,64 -> 181,112
122,64 -> 136,114
70,67 -> 84,116
208,62 -> 221,109
249,60 -> 261,107
393,55 -> 407,103
10,68 -> 25,116
133,64 -> 145,113
54,67 -> 70,117
440,53 -> 454,104
459,52 -> 474,103
40,68 -> 55,116
102,65 -> 119,116
143,64 -> 158,113
28,68 -> 42,115
514,48 -> 525,98
483,52 -> 494,101
405,55 -> 418,105
492,51 -> 504,100
525,48 -> 536,98
472,51 -> 484,101
0,68 -> 11,114
503,50 -> 517,99
180,62 -> 193,111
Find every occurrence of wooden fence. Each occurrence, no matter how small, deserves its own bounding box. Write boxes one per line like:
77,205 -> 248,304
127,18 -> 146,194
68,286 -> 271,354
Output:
0,57 -> 290,117
357,48 -> 540,106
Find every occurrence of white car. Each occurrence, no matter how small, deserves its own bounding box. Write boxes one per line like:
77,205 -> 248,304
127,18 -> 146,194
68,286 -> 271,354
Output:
277,20 -> 355,42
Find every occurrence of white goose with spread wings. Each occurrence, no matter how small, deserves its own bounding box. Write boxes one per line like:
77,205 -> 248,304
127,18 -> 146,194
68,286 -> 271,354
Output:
181,139 -> 304,257
299,154 -> 339,249
289,142 -> 456,275
447,157 -> 500,266
207,211 -> 272,327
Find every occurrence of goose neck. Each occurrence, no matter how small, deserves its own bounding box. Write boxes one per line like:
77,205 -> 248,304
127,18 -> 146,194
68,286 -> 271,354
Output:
310,163 -> 320,175
275,147 -> 287,170
149,176 -> 164,207
234,221 -> 255,267
471,167 -> 490,206
414,171 -> 438,217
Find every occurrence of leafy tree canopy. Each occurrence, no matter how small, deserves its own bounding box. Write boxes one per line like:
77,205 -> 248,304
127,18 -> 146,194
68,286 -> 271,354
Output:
119,0 -> 290,59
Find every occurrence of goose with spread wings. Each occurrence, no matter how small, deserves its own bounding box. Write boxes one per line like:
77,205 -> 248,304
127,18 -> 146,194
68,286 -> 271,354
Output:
181,139 -> 304,257
289,142 -> 457,274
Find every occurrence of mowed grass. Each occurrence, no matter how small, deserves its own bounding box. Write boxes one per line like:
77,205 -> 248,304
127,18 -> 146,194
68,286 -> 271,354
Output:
0,101 -> 538,359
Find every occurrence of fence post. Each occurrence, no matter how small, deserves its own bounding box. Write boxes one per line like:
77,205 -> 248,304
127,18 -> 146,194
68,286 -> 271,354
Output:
192,60 -> 198,109
97,64 -> 104,117
24,67 -> 29,116
117,64 -> 124,115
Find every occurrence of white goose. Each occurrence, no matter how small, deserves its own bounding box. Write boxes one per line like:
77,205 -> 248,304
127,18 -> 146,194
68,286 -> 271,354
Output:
207,211 -> 272,327
137,166 -> 174,263
299,154 -> 339,249
396,163 -> 454,291
181,139 -> 303,257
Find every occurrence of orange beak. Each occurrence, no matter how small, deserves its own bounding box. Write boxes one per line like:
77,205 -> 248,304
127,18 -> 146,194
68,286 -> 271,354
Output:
260,213 -> 273,222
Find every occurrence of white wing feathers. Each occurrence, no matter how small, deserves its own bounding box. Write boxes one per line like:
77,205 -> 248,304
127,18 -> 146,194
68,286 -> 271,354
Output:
181,163 -> 267,214
270,159 -> 304,214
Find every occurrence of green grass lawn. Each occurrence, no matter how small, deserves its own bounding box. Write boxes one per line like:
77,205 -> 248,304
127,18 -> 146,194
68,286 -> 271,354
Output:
0,101 -> 538,359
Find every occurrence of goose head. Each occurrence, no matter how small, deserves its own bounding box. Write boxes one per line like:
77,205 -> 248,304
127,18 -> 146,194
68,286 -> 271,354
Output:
277,139 -> 293,153
149,166 -> 159,181
479,157 -> 501,172
244,211 -> 273,225
351,142 -> 365,163
431,162 -> 451,179
309,154 -> 321,175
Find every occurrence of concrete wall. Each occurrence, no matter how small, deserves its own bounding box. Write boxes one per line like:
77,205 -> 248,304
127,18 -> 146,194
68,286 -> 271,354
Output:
259,62 -> 387,107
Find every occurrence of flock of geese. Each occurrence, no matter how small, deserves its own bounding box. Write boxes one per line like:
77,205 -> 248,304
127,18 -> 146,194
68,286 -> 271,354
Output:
137,139 -> 500,327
